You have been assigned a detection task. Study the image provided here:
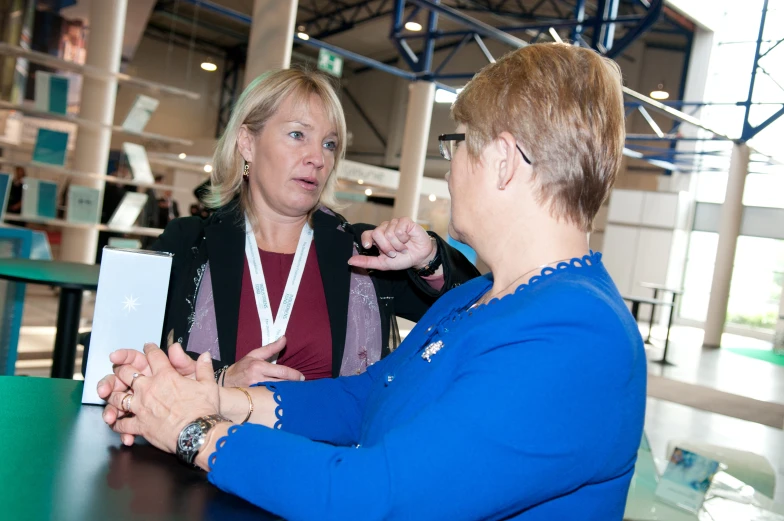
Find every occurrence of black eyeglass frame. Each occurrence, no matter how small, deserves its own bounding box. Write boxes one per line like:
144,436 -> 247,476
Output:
438,133 -> 532,165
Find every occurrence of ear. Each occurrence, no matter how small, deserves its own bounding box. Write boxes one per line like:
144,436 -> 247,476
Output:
494,131 -> 520,191
236,125 -> 255,164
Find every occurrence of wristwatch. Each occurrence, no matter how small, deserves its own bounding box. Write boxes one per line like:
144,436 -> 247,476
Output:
414,237 -> 442,277
176,414 -> 232,466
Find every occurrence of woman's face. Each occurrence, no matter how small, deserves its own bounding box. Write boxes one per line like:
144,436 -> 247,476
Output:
446,124 -> 486,243
241,93 -> 338,218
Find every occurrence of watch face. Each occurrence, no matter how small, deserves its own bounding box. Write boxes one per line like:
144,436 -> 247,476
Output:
178,423 -> 202,452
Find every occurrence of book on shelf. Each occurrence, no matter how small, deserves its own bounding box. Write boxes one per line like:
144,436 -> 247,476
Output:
121,94 -> 159,133
32,128 -> 69,166
107,191 -> 148,230
0,172 -> 9,221
21,177 -> 58,219
34,71 -> 69,115
122,142 -> 154,183
66,185 -> 101,224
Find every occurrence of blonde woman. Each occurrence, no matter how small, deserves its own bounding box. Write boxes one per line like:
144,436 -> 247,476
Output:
103,44 -> 644,520
97,68 -> 478,394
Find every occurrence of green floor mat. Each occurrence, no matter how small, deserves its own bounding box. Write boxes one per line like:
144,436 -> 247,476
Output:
726,348 -> 784,367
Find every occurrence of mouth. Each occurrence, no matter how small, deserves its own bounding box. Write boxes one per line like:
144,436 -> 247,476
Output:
293,177 -> 320,191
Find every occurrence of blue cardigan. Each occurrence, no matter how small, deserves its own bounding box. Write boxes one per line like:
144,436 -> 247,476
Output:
208,252 -> 647,520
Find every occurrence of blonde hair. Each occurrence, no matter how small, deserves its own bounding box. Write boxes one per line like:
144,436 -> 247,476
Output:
452,43 -> 625,232
208,67 -> 347,223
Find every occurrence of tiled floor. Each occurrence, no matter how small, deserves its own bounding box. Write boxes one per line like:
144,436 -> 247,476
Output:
12,288 -> 784,502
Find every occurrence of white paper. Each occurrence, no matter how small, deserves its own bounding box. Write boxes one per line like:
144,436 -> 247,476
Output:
108,192 -> 148,230
121,94 -> 159,133
81,248 -> 173,405
122,142 -> 155,184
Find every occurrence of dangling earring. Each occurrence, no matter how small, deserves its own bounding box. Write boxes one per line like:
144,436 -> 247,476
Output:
243,162 -> 250,181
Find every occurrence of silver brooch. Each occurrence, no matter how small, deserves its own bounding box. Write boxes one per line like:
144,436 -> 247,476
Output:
421,340 -> 444,362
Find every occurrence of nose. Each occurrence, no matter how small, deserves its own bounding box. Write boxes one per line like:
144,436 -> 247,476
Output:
304,142 -> 325,170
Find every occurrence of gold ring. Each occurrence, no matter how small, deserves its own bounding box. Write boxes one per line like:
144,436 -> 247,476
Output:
121,393 -> 133,413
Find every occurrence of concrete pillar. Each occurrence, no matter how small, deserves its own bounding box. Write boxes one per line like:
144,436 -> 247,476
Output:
60,0 -> 126,264
244,0 -> 297,85
392,81 -> 435,221
383,76 -> 409,167
703,142 -> 750,347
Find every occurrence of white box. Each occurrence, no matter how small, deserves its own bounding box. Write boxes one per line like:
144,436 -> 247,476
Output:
82,248 -> 173,405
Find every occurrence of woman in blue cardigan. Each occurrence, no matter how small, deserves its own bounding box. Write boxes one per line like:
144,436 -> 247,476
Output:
101,43 -> 646,521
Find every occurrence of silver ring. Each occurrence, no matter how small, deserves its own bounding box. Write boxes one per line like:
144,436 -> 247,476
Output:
131,372 -> 142,388
121,393 -> 133,413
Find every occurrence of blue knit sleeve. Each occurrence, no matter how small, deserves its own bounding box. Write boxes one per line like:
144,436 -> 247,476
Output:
250,354 -> 385,446
208,302 -> 646,521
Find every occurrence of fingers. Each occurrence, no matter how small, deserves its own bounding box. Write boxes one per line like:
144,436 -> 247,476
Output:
266,363 -> 305,382
109,349 -> 151,374
120,434 -> 136,447
246,336 -> 287,361
106,390 -> 133,414
112,415 -> 142,437
195,352 -> 214,382
97,374 -> 127,400
247,361 -> 304,383
370,220 -> 404,257
347,254 -> 386,270
168,343 -> 197,377
143,343 -> 174,375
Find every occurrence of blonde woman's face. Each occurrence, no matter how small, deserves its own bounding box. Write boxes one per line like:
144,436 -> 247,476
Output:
243,93 -> 338,218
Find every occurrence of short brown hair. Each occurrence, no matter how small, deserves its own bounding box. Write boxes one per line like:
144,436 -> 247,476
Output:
209,68 -> 347,220
452,43 -> 625,232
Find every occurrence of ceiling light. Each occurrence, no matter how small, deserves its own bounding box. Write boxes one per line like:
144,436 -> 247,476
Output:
548,27 -> 563,43
178,153 -> 187,159
650,83 -> 669,100
428,194 -> 437,202
200,60 -> 217,72
405,21 -> 422,32
297,32 -> 310,41
364,188 -> 373,196
357,179 -> 364,185
203,164 -> 213,173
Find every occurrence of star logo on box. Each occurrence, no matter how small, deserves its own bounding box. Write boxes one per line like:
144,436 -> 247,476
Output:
122,295 -> 140,313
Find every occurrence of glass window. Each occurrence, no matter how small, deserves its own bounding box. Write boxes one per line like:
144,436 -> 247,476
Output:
726,236 -> 784,331
680,231 -> 719,322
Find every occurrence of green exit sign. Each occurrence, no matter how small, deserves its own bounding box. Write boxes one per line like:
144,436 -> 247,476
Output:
318,48 -> 343,78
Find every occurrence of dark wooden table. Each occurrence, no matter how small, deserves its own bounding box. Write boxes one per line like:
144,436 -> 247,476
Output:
0,376 -> 280,520
623,295 -> 676,365
0,258 -> 99,378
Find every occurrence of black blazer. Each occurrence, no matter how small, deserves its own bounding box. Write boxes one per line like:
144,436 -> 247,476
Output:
152,202 -> 480,377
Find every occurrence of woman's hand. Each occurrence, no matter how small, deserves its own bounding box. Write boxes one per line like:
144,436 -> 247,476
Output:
222,336 -> 305,387
348,217 -> 438,272
98,343 -> 199,445
104,344 -> 220,453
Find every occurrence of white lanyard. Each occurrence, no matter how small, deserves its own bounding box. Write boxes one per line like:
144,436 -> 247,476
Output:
244,214 -> 313,357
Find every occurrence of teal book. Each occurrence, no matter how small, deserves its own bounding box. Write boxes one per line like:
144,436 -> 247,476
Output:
32,129 -> 69,166
66,185 -> 100,224
0,172 -> 9,220
48,76 -> 69,115
36,180 -> 57,219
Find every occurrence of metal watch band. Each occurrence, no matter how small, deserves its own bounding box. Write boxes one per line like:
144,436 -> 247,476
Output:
177,414 -> 232,466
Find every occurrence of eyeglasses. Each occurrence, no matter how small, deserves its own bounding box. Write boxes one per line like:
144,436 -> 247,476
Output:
438,133 -> 532,165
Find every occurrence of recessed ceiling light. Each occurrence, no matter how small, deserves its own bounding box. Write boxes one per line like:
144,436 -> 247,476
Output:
428,194 -> 437,202
357,179 -> 364,185
200,61 -> 217,72
405,21 -> 422,32
204,164 -> 213,173
650,83 -> 669,100
364,188 -> 373,196
178,153 -> 187,159
297,32 -> 310,41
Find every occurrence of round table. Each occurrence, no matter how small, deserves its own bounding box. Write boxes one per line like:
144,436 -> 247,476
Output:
0,258 -> 99,378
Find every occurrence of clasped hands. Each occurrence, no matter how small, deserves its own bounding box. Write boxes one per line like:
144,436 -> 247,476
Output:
98,336 -> 291,450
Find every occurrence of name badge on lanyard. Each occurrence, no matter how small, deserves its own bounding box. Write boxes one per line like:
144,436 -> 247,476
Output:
244,214 -> 313,362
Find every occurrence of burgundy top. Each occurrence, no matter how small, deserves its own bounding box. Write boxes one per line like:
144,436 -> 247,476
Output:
235,244 -> 333,380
